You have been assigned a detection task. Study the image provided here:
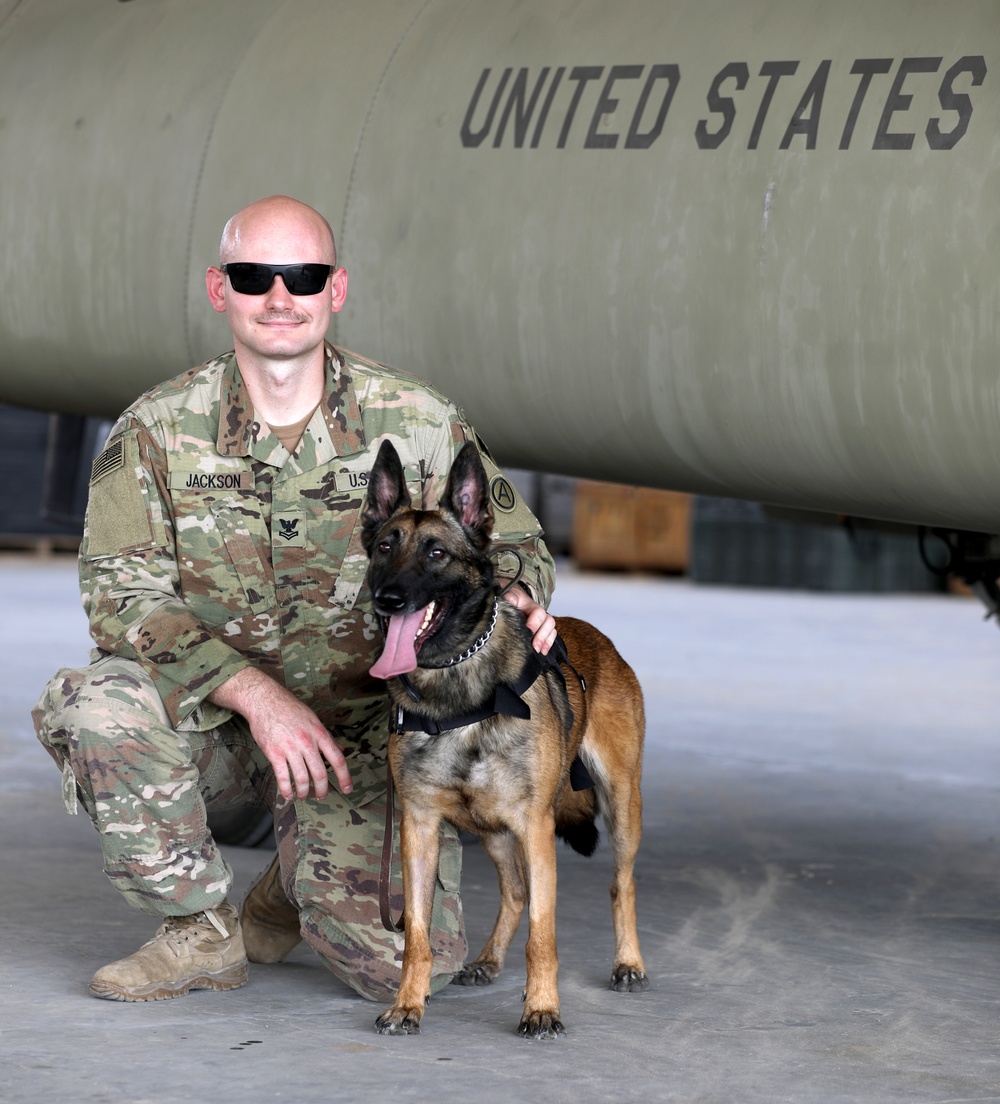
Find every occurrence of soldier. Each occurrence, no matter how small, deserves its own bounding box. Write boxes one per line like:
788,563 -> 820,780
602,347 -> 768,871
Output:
33,195 -> 557,1003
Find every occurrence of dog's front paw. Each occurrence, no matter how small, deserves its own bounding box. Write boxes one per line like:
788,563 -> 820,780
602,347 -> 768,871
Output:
375,1006 -> 423,1035
610,965 -> 648,992
516,1011 -> 565,1039
452,961 -> 501,986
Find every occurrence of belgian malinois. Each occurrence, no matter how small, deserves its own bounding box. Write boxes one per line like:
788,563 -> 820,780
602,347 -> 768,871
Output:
361,440 -> 647,1038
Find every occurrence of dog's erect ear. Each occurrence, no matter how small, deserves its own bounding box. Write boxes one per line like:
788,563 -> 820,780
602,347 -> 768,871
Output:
442,441 -> 494,547
361,440 -> 412,553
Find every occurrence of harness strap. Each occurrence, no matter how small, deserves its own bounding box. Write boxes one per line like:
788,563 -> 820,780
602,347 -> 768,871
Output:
393,650 -> 539,735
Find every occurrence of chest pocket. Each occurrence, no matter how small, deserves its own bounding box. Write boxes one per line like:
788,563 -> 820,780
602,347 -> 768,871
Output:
209,498 -> 275,616
169,470 -> 274,624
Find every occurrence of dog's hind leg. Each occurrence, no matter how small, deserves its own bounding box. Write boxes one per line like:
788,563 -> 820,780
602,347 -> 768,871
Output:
591,745 -> 648,993
453,830 -> 525,986
375,809 -> 441,1035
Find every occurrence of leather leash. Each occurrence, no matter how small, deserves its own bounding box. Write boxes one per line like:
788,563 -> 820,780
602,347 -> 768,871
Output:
379,763 -> 405,933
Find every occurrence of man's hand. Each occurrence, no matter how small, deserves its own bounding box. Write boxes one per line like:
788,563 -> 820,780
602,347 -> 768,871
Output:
209,668 -> 352,801
502,585 -> 558,655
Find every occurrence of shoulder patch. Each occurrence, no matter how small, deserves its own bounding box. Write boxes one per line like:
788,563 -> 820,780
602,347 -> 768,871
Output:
475,449 -> 543,541
489,474 -> 518,513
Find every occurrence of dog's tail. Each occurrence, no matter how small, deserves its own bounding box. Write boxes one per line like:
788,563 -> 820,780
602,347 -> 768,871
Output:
555,818 -> 600,858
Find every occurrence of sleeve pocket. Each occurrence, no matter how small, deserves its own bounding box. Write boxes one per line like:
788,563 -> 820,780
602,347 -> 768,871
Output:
85,432 -> 158,556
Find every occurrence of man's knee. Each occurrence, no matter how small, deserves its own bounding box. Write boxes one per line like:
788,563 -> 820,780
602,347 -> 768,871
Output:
297,899 -> 464,1002
35,658 -> 170,761
35,658 -> 195,816
299,904 -> 403,1001
283,798 -> 468,1002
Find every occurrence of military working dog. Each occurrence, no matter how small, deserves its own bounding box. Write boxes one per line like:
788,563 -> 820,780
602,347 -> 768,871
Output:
361,440 -> 647,1038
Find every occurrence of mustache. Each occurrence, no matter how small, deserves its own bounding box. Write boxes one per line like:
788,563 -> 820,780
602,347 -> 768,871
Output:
252,311 -> 308,323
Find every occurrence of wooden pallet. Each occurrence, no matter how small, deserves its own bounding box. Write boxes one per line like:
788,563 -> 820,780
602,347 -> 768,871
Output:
572,481 -> 691,573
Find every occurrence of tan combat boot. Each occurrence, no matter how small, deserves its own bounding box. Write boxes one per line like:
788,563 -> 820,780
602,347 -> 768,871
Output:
89,901 -> 248,1001
240,852 -> 303,963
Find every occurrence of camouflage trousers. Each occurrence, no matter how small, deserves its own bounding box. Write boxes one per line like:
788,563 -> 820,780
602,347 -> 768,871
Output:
32,655 -> 467,1001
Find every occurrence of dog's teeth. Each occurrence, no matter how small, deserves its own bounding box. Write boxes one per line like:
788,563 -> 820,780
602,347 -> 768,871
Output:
417,602 -> 436,638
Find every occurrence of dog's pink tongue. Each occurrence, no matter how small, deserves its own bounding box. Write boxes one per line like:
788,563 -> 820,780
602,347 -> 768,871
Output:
370,606 -> 431,679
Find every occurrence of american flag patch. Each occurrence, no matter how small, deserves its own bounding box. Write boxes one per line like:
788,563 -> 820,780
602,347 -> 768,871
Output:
91,438 -> 125,484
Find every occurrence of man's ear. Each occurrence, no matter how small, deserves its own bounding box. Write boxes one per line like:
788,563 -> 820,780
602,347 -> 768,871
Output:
442,442 -> 494,547
206,267 -> 227,314
361,439 -> 412,554
329,266 -> 348,314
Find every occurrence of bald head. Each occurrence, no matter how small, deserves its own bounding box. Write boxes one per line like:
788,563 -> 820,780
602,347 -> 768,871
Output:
219,195 -> 337,267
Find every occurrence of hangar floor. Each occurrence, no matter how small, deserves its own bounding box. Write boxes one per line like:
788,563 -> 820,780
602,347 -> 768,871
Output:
3,556 -> 1000,1103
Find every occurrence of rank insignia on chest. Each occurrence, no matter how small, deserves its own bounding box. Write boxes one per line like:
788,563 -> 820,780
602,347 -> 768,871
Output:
274,513 -> 306,546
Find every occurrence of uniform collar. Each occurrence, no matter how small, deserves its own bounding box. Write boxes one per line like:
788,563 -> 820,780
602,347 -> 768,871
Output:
216,343 -> 367,467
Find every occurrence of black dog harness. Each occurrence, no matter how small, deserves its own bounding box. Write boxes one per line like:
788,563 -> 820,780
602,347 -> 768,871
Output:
390,628 -> 595,792
390,618 -> 591,772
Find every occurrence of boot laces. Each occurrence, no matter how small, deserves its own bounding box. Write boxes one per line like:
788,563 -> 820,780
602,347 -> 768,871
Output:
154,907 -> 230,943
203,908 -> 230,938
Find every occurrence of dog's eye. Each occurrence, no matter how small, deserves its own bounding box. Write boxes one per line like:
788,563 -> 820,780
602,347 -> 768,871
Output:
377,541 -> 392,555
428,547 -> 447,561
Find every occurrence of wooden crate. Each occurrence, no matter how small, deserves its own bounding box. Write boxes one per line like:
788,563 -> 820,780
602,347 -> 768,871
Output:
572,481 -> 690,572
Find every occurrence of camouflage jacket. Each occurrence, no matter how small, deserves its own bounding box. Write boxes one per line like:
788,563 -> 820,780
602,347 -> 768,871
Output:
80,344 -> 555,741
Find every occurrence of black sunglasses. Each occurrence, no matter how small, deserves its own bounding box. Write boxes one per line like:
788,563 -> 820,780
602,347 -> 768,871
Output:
221,262 -> 333,296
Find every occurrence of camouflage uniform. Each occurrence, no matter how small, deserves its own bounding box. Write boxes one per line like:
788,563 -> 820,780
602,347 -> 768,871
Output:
33,343 -> 554,1001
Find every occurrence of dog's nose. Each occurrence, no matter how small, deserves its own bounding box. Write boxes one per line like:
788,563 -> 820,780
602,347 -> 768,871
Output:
374,585 -> 408,614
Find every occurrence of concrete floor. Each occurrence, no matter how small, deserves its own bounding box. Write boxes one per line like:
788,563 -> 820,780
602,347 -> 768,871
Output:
3,556 -> 1000,1103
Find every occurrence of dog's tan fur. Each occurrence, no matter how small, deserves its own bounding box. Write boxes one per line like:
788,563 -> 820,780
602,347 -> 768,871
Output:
362,441 -> 646,1037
